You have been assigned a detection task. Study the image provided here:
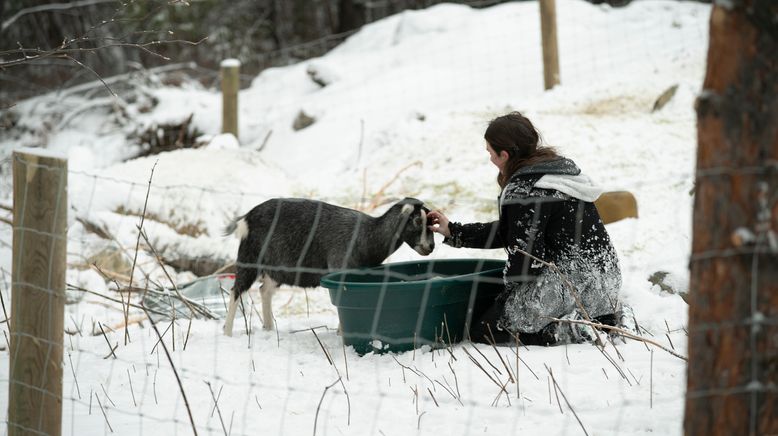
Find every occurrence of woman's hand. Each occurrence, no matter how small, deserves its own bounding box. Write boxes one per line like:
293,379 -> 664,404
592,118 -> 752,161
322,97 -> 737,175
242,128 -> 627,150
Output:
426,210 -> 451,238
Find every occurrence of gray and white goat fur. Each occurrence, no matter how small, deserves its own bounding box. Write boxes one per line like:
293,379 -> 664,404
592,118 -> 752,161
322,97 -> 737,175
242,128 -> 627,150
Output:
222,197 -> 434,336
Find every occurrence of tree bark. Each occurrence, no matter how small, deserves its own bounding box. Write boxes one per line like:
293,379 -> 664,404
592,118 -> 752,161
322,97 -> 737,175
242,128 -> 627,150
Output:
685,1 -> 778,435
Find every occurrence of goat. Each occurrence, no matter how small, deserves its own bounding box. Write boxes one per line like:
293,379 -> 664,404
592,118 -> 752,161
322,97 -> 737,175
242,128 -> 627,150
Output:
222,197 -> 434,336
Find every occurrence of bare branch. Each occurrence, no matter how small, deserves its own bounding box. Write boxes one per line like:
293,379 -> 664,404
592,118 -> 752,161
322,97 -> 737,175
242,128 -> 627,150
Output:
63,55 -> 118,98
0,39 -> 207,69
1,0 -> 119,33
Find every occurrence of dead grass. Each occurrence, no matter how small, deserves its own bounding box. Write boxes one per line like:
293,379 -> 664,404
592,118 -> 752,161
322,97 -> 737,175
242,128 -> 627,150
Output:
114,206 -> 208,238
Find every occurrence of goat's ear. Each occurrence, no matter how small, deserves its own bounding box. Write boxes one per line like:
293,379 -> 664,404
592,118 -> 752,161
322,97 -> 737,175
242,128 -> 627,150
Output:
400,203 -> 414,219
398,204 -> 416,228
393,203 -> 416,241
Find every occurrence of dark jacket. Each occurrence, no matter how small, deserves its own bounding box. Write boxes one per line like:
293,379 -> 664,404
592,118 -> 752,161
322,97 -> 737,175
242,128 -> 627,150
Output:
445,157 -> 621,333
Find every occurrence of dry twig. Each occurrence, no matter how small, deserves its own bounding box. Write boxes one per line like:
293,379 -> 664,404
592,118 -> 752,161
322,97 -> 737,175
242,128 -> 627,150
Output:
97,322 -> 117,359
127,369 -> 137,407
67,353 -> 81,399
95,394 -> 114,433
486,324 -> 515,383
125,161 -> 158,345
67,284 -> 166,317
548,317 -> 687,361
311,328 -> 334,366
545,365 -> 589,436
462,347 -> 508,395
363,161 -> 423,211
129,166 -> 198,436
206,381 -> 228,436
313,378 -> 342,436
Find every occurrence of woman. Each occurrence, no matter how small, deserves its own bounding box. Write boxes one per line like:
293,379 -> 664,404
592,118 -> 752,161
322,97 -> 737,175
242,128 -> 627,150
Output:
428,112 -> 621,345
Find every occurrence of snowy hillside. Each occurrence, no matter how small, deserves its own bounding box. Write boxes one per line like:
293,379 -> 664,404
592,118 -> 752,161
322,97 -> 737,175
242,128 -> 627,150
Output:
0,0 -> 710,435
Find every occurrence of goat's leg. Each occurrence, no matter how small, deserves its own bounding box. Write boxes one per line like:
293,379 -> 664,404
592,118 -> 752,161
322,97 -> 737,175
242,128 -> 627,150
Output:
260,275 -> 278,330
223,290 -> 240,337
225,256 -> 260,336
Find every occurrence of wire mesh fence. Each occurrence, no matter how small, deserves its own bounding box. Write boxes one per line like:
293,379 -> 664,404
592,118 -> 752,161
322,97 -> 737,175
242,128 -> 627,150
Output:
3,1 -> 773,435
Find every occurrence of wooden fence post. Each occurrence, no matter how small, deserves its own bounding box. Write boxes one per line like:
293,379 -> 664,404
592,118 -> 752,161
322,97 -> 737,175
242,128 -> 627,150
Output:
539,0 -> 560,90
9,149 -> 67,436
221,58 -> 241,138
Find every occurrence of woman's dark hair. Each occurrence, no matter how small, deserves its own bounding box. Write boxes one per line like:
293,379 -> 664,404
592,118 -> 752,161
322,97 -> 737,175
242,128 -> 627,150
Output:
485,112 -> 559,187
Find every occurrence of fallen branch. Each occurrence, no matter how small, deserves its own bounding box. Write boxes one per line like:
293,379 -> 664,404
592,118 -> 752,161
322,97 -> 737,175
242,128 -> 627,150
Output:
88,263 -> 132,286
67,284 -> 167,317
111,315 -> 146,331
548,317 -> 687,361
74,213 -> 152,281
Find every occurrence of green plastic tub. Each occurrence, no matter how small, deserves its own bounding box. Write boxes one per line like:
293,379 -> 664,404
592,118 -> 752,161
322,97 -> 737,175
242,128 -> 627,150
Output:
320,258 -> 505,355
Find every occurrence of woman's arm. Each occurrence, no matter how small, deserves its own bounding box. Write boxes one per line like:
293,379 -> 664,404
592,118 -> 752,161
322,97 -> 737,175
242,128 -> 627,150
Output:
447,221 -> 503,249
427,210 -> 503,249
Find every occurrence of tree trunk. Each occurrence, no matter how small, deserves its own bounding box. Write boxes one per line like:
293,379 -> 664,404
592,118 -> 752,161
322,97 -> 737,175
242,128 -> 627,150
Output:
684,0 -> 777,435
338,0 -> 366,32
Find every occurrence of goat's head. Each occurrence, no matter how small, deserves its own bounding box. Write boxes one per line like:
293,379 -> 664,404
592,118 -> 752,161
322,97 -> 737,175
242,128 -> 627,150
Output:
396,198 -> 435,256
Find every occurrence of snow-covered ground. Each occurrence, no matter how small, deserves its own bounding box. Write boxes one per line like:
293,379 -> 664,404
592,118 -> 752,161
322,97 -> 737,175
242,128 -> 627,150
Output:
0,0 -> 710,434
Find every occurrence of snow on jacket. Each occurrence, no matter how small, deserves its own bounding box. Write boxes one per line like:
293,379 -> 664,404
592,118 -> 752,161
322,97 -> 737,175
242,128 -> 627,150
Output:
444,157 -> 622,333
